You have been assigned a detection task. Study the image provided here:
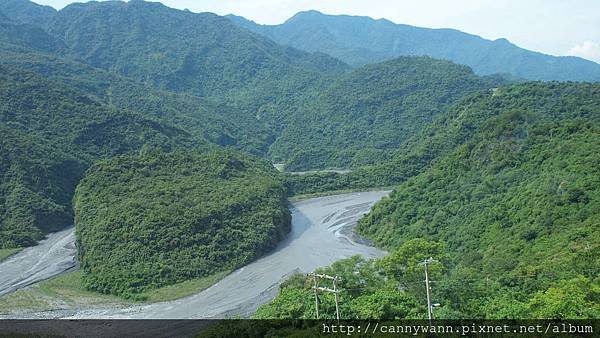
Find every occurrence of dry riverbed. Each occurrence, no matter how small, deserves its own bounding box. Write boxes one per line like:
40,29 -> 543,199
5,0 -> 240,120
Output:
0,191 -> 389,319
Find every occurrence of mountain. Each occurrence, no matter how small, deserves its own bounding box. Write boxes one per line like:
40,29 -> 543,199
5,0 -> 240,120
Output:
0,0 -> 56,26
0,42 -> 274,155
270,56 -> 505,170
357,82 -> 600,318
0,66 -> 200,248
47,1 -> 349,115
0,12 -> 63,53
228,11 -> 600,82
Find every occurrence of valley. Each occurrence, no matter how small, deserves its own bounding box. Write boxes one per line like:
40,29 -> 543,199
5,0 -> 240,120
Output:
0,0 -> 598,323
0,191 -> 389,319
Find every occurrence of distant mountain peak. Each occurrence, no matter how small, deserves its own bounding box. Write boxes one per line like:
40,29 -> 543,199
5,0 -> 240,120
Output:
229,11 -> 600,82
285,9 -> 326,23
294,9 -> 324,16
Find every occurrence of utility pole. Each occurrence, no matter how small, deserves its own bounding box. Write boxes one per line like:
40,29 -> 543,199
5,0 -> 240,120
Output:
312,272 -> 319,319
308,272 -> 341,321
419,257 -> 437,325
332,276 -> 340,323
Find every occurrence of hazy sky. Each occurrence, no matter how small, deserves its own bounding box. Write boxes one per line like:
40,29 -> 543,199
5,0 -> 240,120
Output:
34,0 -> 600,63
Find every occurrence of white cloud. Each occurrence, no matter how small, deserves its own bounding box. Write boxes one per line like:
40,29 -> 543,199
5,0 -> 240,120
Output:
567,40 -> 600,63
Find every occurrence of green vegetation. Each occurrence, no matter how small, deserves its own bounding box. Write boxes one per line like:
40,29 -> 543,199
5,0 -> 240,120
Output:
0,67 -> 197,248
0,42 -> 273,155
357,82 -> 600,318
1,0 -> 598,320
74,150 -> 290,297
259,82 -> 600,319
0,247 -> 20,262
254,241 -> 433,319
47,0 -> 348,131
0,271 -> 128,314
270,57 -> 504,170
0,13 -> 62,53
0,12 -> 504,250
0,0 -> 56,27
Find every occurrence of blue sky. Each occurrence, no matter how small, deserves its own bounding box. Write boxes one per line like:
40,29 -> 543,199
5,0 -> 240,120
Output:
34,0 -> 600,63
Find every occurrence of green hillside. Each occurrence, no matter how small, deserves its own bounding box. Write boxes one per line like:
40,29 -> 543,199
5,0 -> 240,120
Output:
271,57 -> 504,170
258,82 -> 600,319
0,42 -> 274,155
0,67 -> 198,248
0,13 -> 62,53
74,151 -> 290,297
0,1 -> 597,319
48,0 -> 348,122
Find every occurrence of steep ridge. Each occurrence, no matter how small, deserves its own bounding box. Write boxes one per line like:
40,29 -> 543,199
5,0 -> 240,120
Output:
0,42 -> 272,155
270,57 -> 505,170
0,67 -> 199,248
257,82 -> 600,319
0,12 -> 63,53
356,82 -> 600,318
47,0 -> 349,120
228,11 -> 600,82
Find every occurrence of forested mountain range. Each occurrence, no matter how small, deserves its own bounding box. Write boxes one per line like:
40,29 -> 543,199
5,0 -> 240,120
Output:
0,0 -> 510,202
228,10 -> 600,82
0,42 -> 273,154
0,0 -> 598,318
0,11 -> 63,53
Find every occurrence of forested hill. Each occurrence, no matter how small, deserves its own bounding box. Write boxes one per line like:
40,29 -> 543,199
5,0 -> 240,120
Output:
257,82 -> 600,319
228,11 -> 600,82
0,1 -> 508,170
46,0 -> 349,111
0,12 -> 63,53
74,150 -> 290,297
357,82 -> 600,318
0,67 -> 200,248
270,57 -> 505,170
0,42 -> 274,155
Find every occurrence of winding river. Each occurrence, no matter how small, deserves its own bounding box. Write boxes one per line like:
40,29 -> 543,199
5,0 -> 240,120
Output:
0,191 -> 389,319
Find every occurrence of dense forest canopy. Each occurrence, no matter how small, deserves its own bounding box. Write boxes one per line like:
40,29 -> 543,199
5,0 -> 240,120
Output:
257,82 -> 600,319
0,42 -> 275,155
0,67 -> 198,248
46,0 -> 349,127
0,0 -> 56,27
74,151 -> 290,297
270,57 -> 506,170
0,0 -> 512,248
